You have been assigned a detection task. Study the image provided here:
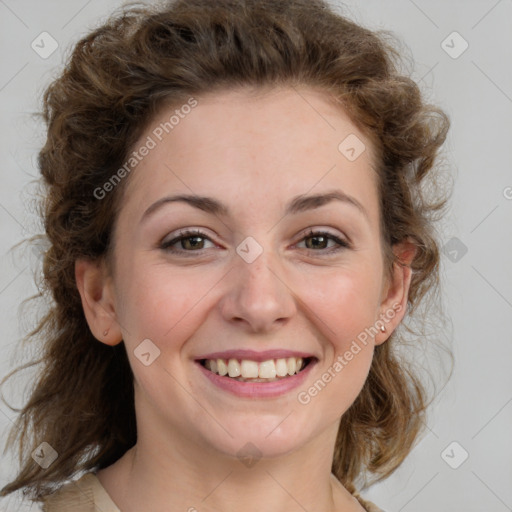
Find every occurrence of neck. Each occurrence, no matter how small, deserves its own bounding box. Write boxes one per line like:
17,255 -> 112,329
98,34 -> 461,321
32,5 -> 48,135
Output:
97,416 -> 361,511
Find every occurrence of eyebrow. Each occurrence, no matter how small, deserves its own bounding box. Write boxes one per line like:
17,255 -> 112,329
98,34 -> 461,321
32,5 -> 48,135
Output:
140,190 -> 369,224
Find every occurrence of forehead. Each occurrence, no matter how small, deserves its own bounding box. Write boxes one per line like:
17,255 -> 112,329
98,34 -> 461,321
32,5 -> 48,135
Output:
119,86 -> 379,221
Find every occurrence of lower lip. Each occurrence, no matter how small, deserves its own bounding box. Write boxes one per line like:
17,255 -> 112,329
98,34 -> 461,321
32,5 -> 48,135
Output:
195,360 -> 316,398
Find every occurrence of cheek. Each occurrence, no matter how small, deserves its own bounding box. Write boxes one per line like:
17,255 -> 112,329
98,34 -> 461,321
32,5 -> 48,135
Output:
297,274 -> 379,416
301,264 -> 383,343
297,265 -> 381,398
115,261 -> 220,348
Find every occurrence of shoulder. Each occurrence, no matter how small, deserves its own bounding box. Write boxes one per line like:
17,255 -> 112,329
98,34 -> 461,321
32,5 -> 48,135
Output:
41,472 -> 120,512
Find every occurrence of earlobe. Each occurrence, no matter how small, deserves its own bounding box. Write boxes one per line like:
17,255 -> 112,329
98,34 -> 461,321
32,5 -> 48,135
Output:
75,258 -> 123,346
375,239 -> 417,345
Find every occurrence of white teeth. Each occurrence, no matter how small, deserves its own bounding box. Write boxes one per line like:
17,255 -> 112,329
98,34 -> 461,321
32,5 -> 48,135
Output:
275,358 -> 288,377
241,360 -> 259,378
227,359 -> 241,377
258,360 -> 277,379
217,359 -> 228,376
286,357 -> 297,375
202,356 -> 308,379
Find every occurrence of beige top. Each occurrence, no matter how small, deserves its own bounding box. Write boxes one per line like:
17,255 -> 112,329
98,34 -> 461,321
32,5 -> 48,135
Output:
41,473 -> 120,512
41,472 -> 385,512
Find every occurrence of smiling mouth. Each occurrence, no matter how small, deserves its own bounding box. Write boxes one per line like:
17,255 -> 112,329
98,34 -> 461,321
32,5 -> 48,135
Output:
198,357 -> 315,382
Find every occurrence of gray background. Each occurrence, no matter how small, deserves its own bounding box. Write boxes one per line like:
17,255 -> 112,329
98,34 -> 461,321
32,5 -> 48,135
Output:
0,1 -> 511,511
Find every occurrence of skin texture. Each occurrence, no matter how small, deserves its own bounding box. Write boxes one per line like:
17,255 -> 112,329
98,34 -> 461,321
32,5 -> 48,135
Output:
75,86 -> 415,512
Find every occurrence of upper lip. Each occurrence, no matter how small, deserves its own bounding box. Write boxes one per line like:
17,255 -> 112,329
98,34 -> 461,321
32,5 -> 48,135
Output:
195,349 -> 316,362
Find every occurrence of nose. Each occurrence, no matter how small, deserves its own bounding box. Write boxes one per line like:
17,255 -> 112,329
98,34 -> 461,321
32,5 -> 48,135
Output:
218,246 -> 297,334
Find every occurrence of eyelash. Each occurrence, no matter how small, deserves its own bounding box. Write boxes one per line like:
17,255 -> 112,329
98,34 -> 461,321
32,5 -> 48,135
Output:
160,228 -> 350,256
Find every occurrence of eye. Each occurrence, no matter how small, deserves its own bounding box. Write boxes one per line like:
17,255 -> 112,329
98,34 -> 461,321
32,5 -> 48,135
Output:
160,228 -> 350,256
296,229 -> 350,254
160,229 -> 215,254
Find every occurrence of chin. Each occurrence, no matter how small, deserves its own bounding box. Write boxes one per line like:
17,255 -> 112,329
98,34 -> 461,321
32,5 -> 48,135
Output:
201,413 -> 316,461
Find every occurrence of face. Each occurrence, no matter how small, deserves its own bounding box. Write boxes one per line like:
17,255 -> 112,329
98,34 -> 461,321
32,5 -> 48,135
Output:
79,86 -> 410,461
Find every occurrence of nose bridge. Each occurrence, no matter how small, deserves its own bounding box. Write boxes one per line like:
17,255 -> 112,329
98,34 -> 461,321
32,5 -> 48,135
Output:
242,246 -> 279,291
221,236 -> 296,331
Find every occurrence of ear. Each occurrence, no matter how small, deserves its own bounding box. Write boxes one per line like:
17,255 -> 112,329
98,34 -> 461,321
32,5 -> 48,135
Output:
374,239 -> 417,345
75,257 -> 123,346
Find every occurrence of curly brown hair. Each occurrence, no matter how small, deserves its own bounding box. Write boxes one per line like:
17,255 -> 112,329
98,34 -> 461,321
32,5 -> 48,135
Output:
1,0 -> 452,502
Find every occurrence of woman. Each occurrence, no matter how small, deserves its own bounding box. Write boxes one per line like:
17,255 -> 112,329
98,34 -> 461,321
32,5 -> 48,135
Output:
0,0 -> 451,510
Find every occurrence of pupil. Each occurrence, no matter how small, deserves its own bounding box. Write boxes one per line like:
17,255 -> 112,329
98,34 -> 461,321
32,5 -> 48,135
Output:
308,235 -> 326,249
185,236 -> 203,249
